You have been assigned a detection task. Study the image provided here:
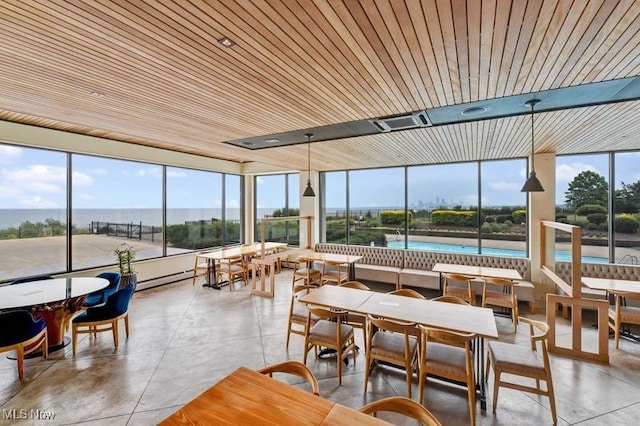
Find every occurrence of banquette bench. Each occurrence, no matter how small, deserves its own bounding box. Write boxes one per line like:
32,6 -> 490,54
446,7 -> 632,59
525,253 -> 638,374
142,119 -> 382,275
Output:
314,243 -> 536,312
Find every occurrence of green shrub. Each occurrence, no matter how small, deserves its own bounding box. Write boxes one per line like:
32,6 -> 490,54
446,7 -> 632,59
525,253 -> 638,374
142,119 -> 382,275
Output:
556,214 -> 567,220
481,224 -> 492,234
615,214 -> 640,234
503,220 -> 513,227
586,213 -> 607,225
380,210 -> 411,225
586,223 -> 599,230
349,230 -> 387,246
431,210 -> 480,227
485,215 -> 495,223
512,210 -> 527,224
576,204 -> 607,216
496,214 -> 511,223
490,223 -> 501,232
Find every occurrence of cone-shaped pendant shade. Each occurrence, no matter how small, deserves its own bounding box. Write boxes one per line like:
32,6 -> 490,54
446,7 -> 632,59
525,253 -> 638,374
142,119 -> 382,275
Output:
521,99 -> 545,192
302,133 -> 315,197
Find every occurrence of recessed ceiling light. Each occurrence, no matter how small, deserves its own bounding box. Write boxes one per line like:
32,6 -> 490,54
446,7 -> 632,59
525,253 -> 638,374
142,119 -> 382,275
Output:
240,141 -> 254,146
217,37 -> 236,48
90,91 -> 105,98
264,138 -> 280,144
461,106 -> 487,116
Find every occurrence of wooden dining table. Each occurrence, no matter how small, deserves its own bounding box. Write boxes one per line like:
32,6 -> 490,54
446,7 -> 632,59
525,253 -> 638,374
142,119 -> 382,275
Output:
159,366 -> 389,425
297,251 -> 363,281
299,284 -> 498,410
432,262 -> 523,293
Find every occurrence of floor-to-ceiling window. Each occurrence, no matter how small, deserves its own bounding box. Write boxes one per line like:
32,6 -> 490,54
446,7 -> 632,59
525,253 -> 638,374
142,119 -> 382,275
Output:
225,174 -> 242,245
613,152 -> 640,263
254,173 -> 299,244
322,171 -> 347,244
0,145 -> 67,280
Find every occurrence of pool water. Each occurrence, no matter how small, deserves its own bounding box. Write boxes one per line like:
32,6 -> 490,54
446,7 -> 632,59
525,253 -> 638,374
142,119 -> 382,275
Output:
386,240 -> 608,263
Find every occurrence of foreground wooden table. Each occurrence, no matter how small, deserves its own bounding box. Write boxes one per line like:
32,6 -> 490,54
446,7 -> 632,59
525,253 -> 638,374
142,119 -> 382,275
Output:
159,367 -> 388,425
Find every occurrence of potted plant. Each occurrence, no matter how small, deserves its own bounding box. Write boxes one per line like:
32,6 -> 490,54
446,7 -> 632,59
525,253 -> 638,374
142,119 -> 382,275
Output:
113,242 -> 137,289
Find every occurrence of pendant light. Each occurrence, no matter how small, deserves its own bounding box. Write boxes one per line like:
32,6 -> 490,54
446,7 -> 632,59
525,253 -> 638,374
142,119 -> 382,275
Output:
302,133 -> 315,197
521,99 -> 545,192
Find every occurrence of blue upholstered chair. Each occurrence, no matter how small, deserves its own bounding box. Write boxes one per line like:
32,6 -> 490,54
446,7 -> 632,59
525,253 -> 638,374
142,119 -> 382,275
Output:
83,272 -> 122,307
9,275 -> 55,285
71,283 -> 135,354
0,310 -> 48,380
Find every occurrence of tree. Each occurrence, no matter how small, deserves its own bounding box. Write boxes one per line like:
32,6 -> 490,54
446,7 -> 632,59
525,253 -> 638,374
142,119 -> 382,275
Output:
615,180 -> 640,213
564,171 -> 608,211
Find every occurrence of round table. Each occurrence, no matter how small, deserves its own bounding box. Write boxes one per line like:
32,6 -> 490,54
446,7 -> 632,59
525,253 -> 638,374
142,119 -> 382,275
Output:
0,277 -> 109,353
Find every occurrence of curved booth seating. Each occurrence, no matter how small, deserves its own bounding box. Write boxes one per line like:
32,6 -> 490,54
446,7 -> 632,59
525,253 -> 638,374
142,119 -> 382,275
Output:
71,283 -> 135,354
83,272 -> 122,307
0,310 -> 48,380
9,275 -> 55,285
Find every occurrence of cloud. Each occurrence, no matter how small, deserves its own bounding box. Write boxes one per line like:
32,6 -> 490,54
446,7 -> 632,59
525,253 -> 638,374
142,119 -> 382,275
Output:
77,193 -> 96,201
16,195 -> 59,208
556,162 -> 598,182
167,170 -> 186,178
136,168 -> 162,178
488,181 -> 521,191
72,171 -> 94,186
0,146 -> 22,164
0,164 -> 67,207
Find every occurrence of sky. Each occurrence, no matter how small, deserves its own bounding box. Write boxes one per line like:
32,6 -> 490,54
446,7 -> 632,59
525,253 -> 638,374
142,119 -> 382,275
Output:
1,144 -> 639,210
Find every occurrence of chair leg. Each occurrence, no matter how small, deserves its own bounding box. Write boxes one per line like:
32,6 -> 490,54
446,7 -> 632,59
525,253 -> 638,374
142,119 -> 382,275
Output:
468,372 -> 476,426
113,319 -> 119,348
547,376 -> 558,425
124,314 -> 130,338
72,324 -> 78,355
614,321 -> 621,349
41,332 -> 48,359
492,370 -> 500,412
16,345 -> 25,380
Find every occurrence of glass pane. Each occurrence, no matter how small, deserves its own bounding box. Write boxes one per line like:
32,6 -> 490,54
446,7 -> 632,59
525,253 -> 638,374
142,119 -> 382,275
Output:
225,174 -> 242,245
166,167 -> 223,252
286,173 -> 300,245
349,168 -> 404,247
614,151 -> 640,263
480,159 -> 527,257
406,163 -> 479,253
255,174 -> 289,243
322,171 -> 347,243
0,145 -> 67,281
556,153 -> 609,263
72,155 -> 163,271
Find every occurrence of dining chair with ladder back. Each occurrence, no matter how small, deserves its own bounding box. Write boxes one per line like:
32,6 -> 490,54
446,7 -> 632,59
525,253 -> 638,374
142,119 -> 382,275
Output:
418,325 -> 477,426
364,314 -> 419,398
338,281 -> 370,330
303,306 -> 356,385
291,255 -> 322,287
487,317 -> 557,424
608,292 -> 640,349
0,310 -> 48,381
321,260 -> 349,286
71,283 -> 135,355
482,277 -> 519,332
191,251 -> 213,286
359,396 -> 441,426
389,288 -> 425,299
286,284 -> 318,349
218,254 -> 248,291
443,273 -> 476,305
257,360 -> 320,396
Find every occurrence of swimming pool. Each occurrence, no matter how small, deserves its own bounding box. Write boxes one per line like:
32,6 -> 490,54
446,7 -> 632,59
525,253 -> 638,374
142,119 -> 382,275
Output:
386,240 -> 609,263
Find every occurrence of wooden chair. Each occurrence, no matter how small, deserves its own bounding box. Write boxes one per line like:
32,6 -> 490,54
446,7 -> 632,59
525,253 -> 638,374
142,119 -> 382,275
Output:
72,284 -> 135,355
359,396 -> 441,426
321,260 -> 349,286
303,306 -> 356,385
365,314 -> 419,398
257,360 -> 320,396
482,277 -> 519,332
487,317 -> 557,424
0,310 -> 48,380
443,273 -> 476,305
286,284 -> 317,348
292,256 -> 322,287
418,325 -> 476,426
191,251 -> 212,286
608,292 -> 640,349
389,288 -> 425,299
431,295 -> 469,305
338,281 -> 370,330
218,254 -> 248,290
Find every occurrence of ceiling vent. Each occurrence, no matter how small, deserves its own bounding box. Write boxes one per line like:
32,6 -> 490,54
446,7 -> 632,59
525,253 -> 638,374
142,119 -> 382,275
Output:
371,111 -> 431,132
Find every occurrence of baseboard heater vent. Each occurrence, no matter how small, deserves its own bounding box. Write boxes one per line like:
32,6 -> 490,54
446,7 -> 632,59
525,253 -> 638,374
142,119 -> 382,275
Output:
136,271 -> 192,291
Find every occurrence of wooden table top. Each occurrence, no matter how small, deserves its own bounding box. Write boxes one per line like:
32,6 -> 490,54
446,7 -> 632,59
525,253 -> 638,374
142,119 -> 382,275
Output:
432,263 -> 523,281
159,367 -> 388,425
298,285 -> 498,339
298,284 -> 374,312
197,243 -> 288,260
359,292 -> 499,339
582,277 -> 640,295
301,252 -> 363,264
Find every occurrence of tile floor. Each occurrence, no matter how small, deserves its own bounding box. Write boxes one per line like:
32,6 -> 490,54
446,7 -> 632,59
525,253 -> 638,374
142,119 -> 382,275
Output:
2,270 -> 640,425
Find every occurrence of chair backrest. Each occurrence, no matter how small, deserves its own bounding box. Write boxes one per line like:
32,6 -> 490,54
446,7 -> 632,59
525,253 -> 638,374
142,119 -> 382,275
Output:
257,360 -> 320,396
367,314 -> 418,342
431,295 -> 469,305
389,288 -> 425,299
483,277 -> 517,289
519,317 -> 549,350
443,273 -> 474,285
359,396 -> 441,426
100,283 -> 135,317
9,275 -> 55,285
0,310 -> 44,347
339,281 -> 370,290
96,272 -> 122,294
307,306 -> 348,321
419,325 -> 475,349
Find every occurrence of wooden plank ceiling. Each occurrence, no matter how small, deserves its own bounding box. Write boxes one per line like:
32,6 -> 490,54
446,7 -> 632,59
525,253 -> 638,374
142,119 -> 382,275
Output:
0,0 -> 639,173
